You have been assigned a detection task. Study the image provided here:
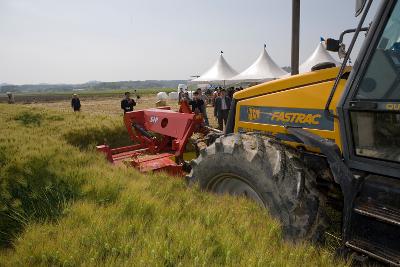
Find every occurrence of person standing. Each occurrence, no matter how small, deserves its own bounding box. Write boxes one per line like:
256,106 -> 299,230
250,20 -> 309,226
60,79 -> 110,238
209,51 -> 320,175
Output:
71,94 -> 81,112
196,88 -> 209,126
6,92 -> 14,104
121,92 -> 136,113
212,89 -> 219,107
227,87 -> 235,99
205,88 -> 212,104
134,89 -> 141,102
178,88 -> 185,104
214,89 -> 231,131
189,91 -> 205,114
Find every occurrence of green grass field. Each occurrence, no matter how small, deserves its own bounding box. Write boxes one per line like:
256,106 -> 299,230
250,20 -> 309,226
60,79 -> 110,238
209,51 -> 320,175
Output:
0,103 -> 347,266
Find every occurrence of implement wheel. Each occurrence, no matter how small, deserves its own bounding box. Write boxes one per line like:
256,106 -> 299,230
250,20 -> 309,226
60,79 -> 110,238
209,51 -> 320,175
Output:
187,133 -> 328,242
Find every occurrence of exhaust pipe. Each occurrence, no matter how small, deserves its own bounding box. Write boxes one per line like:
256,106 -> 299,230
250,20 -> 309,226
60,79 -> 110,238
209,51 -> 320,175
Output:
291,0 -> 300,75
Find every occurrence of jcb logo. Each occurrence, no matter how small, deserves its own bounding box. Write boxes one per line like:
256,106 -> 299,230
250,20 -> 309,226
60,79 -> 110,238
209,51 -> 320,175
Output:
386,103 -> 400,110
248,107 -> 261,121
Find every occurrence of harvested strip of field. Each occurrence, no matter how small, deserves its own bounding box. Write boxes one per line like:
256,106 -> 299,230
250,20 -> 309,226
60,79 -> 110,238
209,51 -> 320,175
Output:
0,104 -> 347,266
0,88 -> 176,104
26,94 -> 220,128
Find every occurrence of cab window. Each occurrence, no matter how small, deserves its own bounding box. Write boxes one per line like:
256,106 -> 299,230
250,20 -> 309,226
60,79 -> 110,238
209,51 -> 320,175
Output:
351,2 -> 400,163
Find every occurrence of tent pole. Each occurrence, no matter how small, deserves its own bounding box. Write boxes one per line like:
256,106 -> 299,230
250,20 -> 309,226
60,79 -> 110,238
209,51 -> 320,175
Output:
291,0 -> 300,75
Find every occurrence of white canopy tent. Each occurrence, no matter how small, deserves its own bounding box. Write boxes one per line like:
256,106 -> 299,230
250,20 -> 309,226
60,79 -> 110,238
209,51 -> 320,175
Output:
229,46 -> 287,83
298,41 -> 341,74
190,53 -> 238,85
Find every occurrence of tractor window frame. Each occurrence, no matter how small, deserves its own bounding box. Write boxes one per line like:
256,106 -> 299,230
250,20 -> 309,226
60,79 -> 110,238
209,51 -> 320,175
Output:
339,0 -> 400,178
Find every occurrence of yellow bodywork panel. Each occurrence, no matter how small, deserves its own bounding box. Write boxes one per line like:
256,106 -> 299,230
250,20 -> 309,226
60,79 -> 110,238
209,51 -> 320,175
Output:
233,67 -> 352,153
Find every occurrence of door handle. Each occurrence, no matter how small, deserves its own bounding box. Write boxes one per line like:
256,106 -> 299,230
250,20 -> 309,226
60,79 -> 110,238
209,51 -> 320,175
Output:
349,101 -> 378,110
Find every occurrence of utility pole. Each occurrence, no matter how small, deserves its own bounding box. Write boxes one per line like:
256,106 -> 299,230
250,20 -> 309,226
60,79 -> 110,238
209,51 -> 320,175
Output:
291,0 -> 300,75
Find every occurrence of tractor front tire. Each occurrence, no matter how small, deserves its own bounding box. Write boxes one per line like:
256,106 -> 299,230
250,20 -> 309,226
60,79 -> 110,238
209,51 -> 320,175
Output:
187,133 -> 328,242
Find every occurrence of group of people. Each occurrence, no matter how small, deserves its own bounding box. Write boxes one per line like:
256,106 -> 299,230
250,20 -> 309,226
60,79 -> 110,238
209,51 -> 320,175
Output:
212,86 -> 243,103
72,86 -> 243,131
179,87 -> 240,131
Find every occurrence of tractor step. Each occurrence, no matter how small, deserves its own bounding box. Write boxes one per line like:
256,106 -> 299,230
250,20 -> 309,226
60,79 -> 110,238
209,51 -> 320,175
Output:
354,200 -> 400,226
349,175 -> 400,264
346,239 -> 400,266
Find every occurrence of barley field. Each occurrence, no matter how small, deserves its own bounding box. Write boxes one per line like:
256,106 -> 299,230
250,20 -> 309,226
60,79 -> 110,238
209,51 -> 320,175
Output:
0,99 -> 346,266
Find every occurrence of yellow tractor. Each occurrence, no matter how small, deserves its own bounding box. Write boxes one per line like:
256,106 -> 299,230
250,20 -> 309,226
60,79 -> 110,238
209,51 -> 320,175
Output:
188,0 -> 400,264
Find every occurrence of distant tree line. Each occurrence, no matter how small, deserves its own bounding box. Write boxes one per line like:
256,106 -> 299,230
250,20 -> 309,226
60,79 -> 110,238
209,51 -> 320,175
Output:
0,80 -> 187,93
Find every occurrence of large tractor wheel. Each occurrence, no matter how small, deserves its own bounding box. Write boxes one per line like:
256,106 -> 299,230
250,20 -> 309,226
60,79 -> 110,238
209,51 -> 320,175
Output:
187,133 -> 328,242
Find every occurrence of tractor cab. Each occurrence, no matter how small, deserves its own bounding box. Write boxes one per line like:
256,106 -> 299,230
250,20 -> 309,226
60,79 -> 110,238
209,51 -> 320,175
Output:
334,1 -> 400,263
341,0 -> 400,176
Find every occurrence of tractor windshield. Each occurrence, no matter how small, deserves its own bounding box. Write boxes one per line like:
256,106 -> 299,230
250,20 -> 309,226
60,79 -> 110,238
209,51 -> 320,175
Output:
356,2 -> 400,100
351,1 -> 400,163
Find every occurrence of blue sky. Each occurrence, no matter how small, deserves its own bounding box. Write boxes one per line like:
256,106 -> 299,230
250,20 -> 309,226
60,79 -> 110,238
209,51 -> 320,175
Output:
0,0 -> 379,84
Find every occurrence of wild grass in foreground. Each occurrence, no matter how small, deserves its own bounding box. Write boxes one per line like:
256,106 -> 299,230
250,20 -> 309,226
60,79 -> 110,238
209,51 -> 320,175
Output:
0,104 -> 348,266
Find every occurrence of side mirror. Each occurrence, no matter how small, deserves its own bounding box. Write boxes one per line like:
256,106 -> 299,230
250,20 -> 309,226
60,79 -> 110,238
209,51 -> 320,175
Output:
355,0 -> 367,17
326,38 -> 341,52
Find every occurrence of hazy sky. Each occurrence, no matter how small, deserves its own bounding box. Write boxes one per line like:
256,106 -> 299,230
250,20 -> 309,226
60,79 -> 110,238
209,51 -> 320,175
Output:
0,0 -> 380,84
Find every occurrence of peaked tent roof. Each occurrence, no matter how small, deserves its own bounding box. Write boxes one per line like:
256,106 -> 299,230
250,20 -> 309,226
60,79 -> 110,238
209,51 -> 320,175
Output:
230,46 -> 287,82
299,41 -> 340,73
191,53 -> 238,84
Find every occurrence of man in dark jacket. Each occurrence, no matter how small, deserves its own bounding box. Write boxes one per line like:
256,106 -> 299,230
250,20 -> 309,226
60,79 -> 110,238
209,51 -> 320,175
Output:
121,92 -> 136,113
189,91 -> 205,114
214,89 -> 231,131
71,94 -> 81,112
196,88 -> 209,126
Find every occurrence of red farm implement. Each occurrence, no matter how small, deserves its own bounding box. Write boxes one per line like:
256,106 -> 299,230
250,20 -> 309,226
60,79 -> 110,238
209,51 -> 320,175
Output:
96,102 -> 211,176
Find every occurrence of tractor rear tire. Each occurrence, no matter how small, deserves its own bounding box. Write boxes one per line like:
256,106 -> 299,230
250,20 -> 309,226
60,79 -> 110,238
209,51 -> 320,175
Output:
187,133 -> 328,242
